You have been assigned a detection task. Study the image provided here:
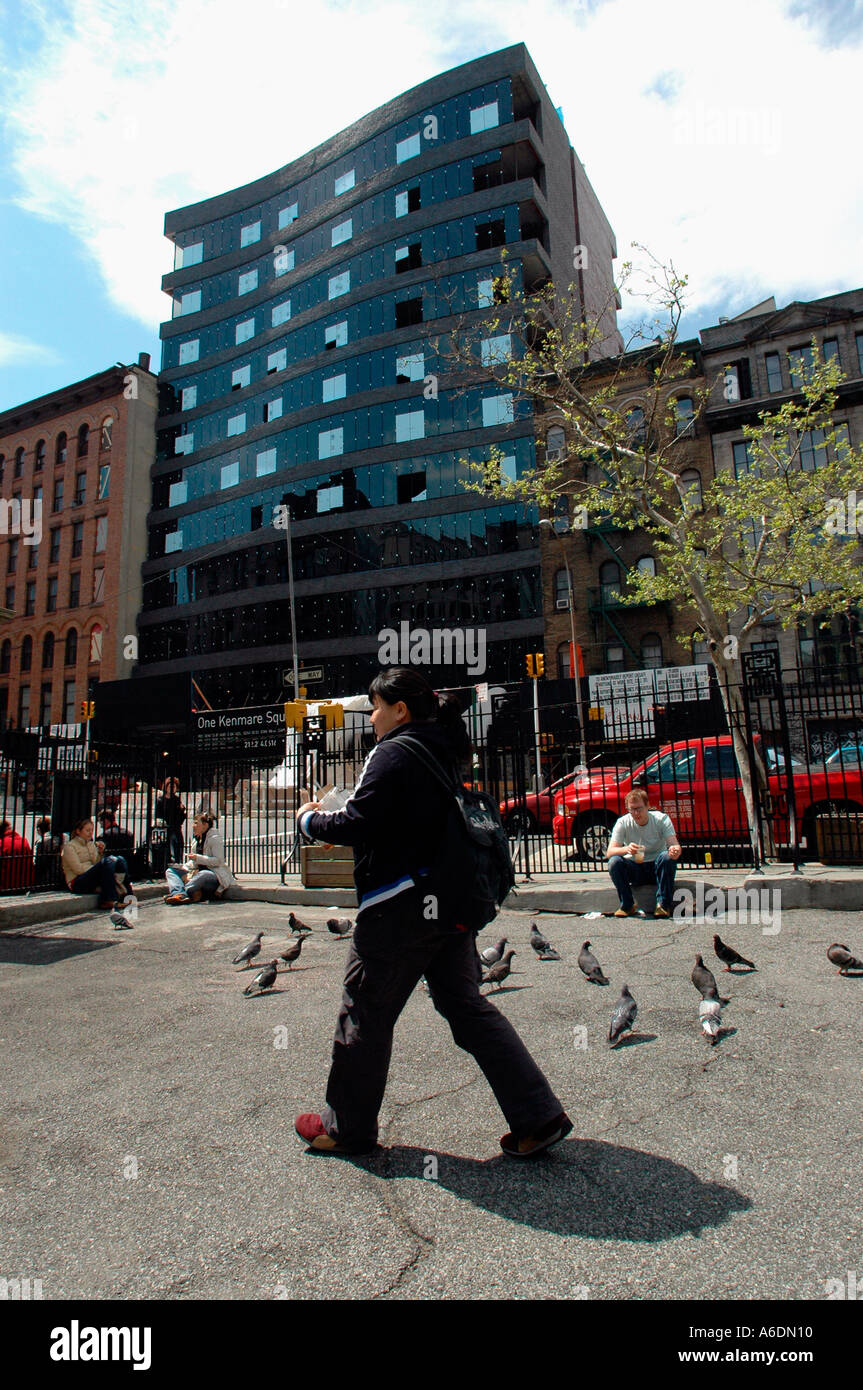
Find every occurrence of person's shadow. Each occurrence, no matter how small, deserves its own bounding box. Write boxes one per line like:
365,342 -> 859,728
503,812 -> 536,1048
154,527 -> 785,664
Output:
346,1140 -> 751,1240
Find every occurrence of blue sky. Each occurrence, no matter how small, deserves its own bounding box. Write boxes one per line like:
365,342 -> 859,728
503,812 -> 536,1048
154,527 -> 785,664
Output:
1,0 -> 861,412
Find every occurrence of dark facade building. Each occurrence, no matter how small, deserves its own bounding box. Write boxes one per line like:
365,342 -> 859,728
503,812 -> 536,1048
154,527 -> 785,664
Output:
139,44 -> 621,704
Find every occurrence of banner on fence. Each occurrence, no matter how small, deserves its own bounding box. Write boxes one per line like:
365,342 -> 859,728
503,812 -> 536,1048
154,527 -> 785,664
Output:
589,664 -> 711,740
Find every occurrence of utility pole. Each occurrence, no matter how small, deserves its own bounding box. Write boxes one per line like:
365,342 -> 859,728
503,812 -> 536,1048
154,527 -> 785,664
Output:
539,519 -> 588,769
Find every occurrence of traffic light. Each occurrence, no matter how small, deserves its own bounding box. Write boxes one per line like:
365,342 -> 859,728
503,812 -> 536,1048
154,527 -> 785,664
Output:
80,700 -> 95,720
526,653 -> 534,679
535,652 -> 545,678
526,652 -> 545,679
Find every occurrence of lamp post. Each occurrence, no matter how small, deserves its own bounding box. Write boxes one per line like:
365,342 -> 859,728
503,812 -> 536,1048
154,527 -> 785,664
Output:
539,518 -> 587,769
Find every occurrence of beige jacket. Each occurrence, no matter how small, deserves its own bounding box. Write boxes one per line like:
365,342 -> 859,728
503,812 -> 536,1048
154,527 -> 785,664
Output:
62,835 -> 102,887
188,827 -> 236,890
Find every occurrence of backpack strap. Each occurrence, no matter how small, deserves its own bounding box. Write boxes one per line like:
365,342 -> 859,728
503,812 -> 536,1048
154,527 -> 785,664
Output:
394,734 -> 461,797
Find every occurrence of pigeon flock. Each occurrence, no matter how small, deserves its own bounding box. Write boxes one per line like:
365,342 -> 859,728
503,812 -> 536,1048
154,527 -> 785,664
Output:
473,916 -> 863,1051
229,912 -> 354,996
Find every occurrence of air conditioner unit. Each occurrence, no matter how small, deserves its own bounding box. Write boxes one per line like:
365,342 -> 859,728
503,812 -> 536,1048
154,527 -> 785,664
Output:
555,598 -> 570,610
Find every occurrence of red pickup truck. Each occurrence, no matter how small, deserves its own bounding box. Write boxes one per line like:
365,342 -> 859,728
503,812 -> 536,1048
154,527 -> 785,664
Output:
551,735 -> 863,860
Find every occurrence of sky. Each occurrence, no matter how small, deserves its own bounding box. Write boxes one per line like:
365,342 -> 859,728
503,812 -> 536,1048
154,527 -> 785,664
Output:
0,0 -> 861,411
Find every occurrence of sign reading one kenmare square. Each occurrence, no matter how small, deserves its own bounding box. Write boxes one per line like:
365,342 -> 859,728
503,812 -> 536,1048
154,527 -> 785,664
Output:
193,705 -> 286,752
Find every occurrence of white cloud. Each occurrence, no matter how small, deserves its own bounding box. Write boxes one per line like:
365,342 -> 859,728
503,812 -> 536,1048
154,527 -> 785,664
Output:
0,330 -> 61,367
1,0 -> 860,348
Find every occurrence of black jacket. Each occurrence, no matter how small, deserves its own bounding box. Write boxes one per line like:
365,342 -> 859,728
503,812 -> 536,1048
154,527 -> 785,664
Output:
299,721 -> 464,917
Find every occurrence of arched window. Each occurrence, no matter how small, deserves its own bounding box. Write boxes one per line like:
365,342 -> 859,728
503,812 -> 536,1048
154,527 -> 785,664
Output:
76,423 -> 89,458
14,446 -> 25,477
679,469 -> 702,511
20,634 -> 33,672
100,416 -> 113,451
545,426 -> 566,459
557,641 -> 572,679
34,439 -> 46,471
55,432 -> 67,466
0,639 -> 10,674
64,628 -> 78,666
554,568 -> 570,608
42,632 -> 55,668
692,634 -> 710,665
636,555 -> 656,577
88,623 -> 103,665
599,560 -> 621,604
673,396 -> 695,437
641,632 -> 663,669
626,405 -> 646,444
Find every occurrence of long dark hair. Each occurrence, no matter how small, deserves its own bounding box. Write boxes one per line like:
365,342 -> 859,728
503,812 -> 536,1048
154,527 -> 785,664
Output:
369,667 -> 471,761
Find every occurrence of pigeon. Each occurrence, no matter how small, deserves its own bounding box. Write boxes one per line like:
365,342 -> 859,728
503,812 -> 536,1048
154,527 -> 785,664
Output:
121,894 -> 139,923
232,931 -> 264,967
692,954 -> 719,998
608,984 -> 637,1047
243,960 -> 279,996
699,987 -> 722,1045
327,917 -> 353,937
578,940 -> 609,985
482,949 -> 516,990
714,934 -> 755,971
480,936 -> 507,968
530,923 -> 559,959
827,943 -> 863,975
288,912 -> 313,935
109,910 -> 133,931
279,936 -> 305,969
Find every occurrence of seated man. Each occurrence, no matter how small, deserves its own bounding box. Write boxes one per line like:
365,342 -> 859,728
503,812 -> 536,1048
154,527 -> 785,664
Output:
605,787 -> 682,918
97,808 -> 135,856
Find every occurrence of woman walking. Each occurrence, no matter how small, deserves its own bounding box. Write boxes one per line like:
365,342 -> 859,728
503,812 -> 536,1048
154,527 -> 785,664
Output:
164,810 -> 235,904
294,668 -> 571,1159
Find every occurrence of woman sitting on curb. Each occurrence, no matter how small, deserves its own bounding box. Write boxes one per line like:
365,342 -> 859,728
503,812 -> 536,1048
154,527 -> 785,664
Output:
164,810 -> 236,904
62,816 -> 135,909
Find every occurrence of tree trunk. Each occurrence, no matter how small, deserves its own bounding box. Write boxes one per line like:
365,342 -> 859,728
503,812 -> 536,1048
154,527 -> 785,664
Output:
711,655 -> 774,868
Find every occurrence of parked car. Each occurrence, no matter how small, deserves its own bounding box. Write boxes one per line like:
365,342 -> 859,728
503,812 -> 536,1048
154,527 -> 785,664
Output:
825,741 -> 863,767
552,735 -> 863,860
499,766 -> 630,832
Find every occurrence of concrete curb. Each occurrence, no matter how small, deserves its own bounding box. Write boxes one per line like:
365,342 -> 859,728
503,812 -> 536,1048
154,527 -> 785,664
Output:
3,871 -> 862,929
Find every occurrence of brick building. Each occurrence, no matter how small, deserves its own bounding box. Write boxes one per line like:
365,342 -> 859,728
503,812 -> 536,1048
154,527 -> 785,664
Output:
539,340 -> 713,681
701,288 -> 863,675
0,358 -> 157,730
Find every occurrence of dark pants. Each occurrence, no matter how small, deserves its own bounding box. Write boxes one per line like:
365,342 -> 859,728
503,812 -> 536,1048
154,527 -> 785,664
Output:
321,889 -> 564,1149
608,850 -> 676,911
70,855 -> 132,903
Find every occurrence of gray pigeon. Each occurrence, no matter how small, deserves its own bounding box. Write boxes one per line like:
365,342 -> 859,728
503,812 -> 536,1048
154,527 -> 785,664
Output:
608,984 -> 637,1047
692,954 -> 719,998
714,934 -> 755,971
482,949 -> 516,990
243,960 -> 279,996
327,917 -> 353,937
233,931 -> 264,967
827,943 -> 863,975
699,987 -> 722,1045
288,912 -> 313,935
530,923 -> 559,959
578,940 -> 609,985
480,936 -> 507,967
109,910 -> 133,931
279,936 -> 305,969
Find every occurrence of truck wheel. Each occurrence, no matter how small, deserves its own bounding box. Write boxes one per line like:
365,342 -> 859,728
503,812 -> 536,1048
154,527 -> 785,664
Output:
504,809 -> 537,835
575,814 -> 615,862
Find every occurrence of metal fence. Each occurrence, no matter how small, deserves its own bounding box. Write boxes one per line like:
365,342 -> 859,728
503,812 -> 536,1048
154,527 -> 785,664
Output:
3,659 -> 863,895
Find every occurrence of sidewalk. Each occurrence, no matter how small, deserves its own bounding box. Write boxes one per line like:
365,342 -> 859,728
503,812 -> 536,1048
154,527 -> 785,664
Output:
2,860 -> 861,929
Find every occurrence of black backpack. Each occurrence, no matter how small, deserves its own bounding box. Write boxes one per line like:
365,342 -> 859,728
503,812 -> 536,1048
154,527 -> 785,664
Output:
397,735 -> 516,931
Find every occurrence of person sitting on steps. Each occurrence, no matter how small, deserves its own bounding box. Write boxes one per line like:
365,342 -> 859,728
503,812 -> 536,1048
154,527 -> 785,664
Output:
605,786 -> 682,918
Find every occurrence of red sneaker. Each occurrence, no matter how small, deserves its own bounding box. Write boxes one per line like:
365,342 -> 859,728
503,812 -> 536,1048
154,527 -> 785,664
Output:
294,1113 -> 377,1155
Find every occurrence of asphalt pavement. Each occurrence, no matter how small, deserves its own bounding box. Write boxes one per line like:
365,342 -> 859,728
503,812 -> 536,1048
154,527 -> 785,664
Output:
0,897 -> 861,1300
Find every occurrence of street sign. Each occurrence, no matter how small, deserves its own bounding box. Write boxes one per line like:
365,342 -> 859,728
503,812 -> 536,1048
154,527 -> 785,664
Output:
284,667 -> 324,685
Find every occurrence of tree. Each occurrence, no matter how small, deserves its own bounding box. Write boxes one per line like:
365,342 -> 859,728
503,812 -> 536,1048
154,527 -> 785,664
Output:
445,248 -> 863,862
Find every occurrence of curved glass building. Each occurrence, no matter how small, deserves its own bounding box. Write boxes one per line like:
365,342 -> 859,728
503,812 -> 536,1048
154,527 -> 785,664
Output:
139,43 -> 621,704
